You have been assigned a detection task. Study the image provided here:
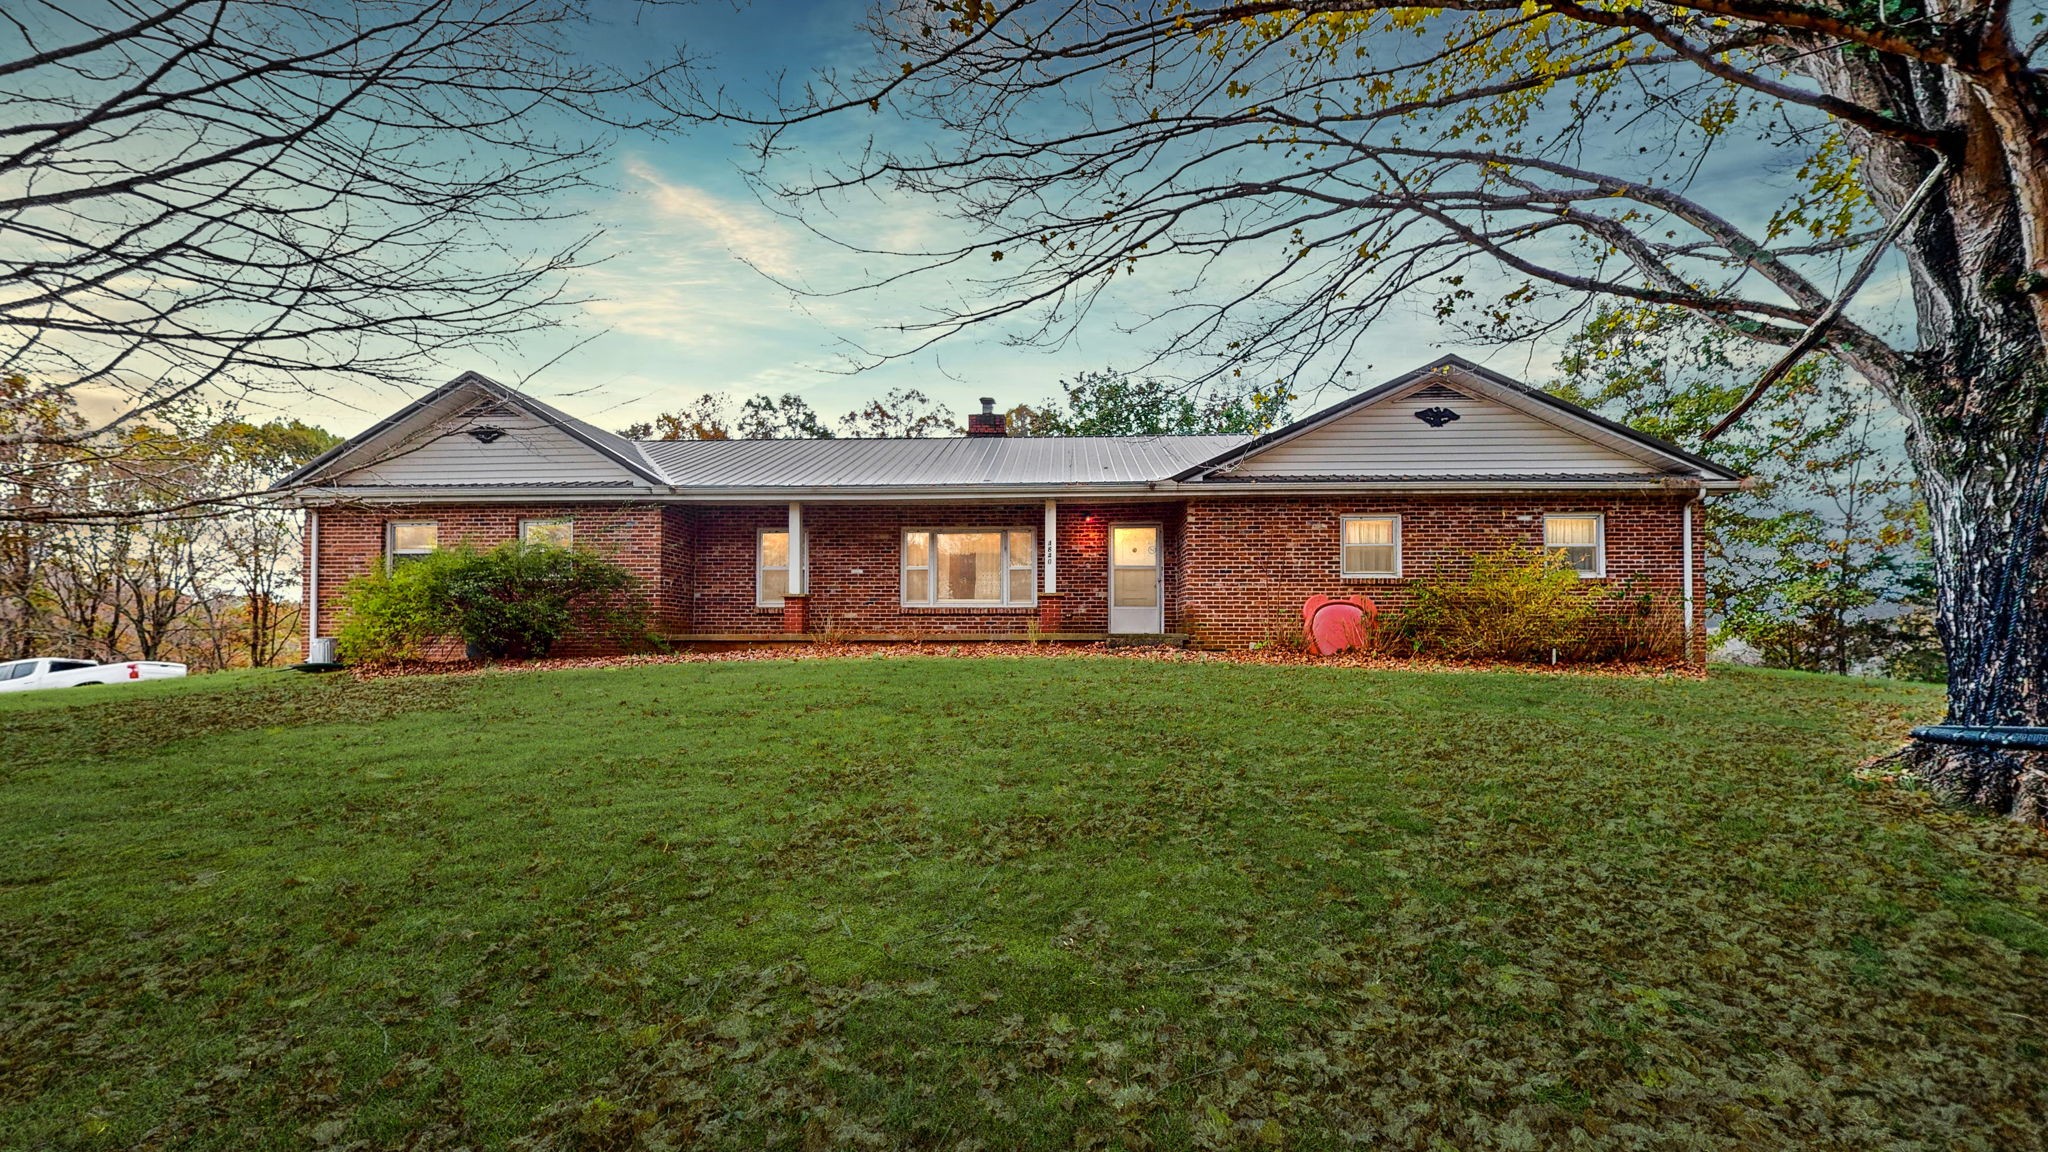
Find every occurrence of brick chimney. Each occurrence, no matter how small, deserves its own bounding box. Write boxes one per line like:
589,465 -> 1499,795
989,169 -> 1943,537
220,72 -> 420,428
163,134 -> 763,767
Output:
966,396 -> 1007,437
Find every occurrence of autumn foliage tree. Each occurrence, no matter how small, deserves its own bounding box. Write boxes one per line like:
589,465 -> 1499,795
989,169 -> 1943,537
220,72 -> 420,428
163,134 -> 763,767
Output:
716,1 -> 2048,819
1015,368 -> 1294,435
1,1 -> 682,523
1552,307 -> 1931,677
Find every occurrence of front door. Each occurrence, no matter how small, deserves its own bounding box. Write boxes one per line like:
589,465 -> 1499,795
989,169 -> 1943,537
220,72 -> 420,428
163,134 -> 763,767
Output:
1108,524 -> 1163,634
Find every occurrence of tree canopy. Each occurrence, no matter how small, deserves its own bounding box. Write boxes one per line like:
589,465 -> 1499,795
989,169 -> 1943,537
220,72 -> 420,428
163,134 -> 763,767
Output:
717,0 -> 2048,818
1,1 -> 683,519
1014,369 -> 1292,435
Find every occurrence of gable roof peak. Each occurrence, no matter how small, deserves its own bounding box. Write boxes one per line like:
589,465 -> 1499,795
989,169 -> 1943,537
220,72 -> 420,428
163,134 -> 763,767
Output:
270,369 -> 665,490
1173,355 -> 1742,484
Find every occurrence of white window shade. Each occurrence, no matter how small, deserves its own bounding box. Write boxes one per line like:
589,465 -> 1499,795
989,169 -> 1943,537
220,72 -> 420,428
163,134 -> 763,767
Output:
902,529 -> 1035,607
1341,515 -> 1400,577
1545,514 -> 1605,576
520,518 -> 573,547
759,529 -> 801,607
938,531 -> 1003,602
1007,530 -> 1035,604
387,521 -> 437,572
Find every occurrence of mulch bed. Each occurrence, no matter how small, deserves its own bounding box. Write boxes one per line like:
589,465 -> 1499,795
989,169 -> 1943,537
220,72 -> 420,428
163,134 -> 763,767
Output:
348,642 -> 1701,681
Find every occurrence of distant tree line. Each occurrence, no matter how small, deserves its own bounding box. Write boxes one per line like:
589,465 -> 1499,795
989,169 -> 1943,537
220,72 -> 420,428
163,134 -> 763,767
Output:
0,375 -> 337,667
1552,309 -> 1940,681
618,371 -> 1293,440
619,386 -> 962,441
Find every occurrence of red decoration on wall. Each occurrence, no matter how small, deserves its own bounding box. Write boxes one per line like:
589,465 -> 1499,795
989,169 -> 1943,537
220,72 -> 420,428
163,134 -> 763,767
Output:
1302,595 -> 1378,655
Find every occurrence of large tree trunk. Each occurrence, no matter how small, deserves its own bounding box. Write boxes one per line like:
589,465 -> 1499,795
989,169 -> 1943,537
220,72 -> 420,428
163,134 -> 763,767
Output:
1801,39 -> 2048,820
1912,405 -> 2048,821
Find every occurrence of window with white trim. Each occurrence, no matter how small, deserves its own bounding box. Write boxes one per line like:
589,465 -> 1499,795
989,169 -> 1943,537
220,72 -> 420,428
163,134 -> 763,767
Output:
1544,513 -> 1605,576
757,529 -> 808,608
519,517 -> 573,548
1340,515 -> 1401,578
902,529 -> 1036,607
387,521 -> 438,572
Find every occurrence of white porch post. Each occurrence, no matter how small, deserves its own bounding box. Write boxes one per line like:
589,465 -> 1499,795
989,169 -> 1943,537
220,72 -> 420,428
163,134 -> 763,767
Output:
1043,499 -> 1058,593
1681,498 -> 1696,662
787,502 -> 806,595
305,508 -> 320,650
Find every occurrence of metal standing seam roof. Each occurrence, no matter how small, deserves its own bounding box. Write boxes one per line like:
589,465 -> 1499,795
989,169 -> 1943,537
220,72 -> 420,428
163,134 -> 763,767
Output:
1197,472 -> 1697,485
636,434 -> 1251,488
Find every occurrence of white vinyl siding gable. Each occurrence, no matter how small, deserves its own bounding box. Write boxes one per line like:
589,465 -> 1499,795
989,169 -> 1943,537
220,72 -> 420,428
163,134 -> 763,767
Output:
335,414 -> 641,487
1225,386 -> 1662,478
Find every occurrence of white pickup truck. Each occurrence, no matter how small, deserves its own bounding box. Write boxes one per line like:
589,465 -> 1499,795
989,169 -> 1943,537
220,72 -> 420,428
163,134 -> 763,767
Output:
0,657 -> 188,692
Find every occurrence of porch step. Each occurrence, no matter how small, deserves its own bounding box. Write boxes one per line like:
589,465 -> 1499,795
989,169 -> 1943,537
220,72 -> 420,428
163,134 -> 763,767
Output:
654,632 -> 1139,645
1101,633 -> 1190,649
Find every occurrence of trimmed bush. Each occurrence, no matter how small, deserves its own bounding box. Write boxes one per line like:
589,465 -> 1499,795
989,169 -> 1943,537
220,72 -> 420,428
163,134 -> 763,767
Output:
334,543 -> 642,662
332,548 -> 469,663
1394,547 -> 1598,661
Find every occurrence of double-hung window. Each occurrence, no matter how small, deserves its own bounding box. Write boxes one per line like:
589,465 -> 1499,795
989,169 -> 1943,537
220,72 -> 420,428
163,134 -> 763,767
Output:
902,529 -> 1035,607
1545,513 -> 1605,577
758,529 -> 807,608
1340,515 -> 1401,578
387,521 -> 438,572
519,517 -> 573,548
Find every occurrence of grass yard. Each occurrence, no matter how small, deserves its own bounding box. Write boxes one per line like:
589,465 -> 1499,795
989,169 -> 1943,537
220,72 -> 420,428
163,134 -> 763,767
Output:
3,657 -> 2046,1150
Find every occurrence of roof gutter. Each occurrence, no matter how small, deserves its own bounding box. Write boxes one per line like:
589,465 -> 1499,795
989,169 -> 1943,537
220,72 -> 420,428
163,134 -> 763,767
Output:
293,475 -> 1730,504
290,485 -> 665,505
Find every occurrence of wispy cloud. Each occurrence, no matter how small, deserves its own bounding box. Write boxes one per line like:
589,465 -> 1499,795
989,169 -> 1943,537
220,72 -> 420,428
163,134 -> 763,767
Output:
623,157 -> 799,278
574,157 -> 812,348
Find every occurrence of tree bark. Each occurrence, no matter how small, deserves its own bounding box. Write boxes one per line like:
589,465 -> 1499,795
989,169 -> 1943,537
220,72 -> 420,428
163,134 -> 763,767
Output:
1799,28 -> 2048,821
1906,383 -> 2048,821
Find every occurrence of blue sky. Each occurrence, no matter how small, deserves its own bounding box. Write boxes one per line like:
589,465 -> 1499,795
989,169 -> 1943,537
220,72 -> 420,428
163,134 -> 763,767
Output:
280,0 -> 1918,441
278,0 -> 1517,439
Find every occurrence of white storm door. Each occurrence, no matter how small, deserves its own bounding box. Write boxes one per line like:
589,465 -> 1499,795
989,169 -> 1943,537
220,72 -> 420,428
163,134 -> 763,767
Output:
1108,524 -> 1163,634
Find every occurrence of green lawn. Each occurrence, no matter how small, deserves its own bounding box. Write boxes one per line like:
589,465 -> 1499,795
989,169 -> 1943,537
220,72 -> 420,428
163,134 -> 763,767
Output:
2,658 -> 2044,1150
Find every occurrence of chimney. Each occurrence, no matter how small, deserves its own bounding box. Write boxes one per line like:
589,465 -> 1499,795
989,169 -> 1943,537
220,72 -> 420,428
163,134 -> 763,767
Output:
967,396 -> 1007,437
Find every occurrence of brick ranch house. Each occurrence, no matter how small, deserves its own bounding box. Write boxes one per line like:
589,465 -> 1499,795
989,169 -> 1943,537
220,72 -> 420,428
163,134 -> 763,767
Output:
277,355 -> 1742,656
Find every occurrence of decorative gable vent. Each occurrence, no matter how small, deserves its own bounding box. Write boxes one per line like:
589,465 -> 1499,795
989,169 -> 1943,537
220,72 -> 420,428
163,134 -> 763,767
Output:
458,399 -> 522,420
1413,383 -> 1467,400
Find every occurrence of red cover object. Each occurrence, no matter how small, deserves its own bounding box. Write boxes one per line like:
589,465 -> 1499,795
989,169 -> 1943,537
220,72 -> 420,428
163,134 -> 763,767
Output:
1301,595 -> 1378,655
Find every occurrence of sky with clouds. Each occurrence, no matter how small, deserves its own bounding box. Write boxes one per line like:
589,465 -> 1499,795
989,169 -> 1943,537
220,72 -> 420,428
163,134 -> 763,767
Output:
273,0 -> 1918,441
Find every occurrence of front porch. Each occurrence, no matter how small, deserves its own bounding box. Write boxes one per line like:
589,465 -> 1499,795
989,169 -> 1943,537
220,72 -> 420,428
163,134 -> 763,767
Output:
671,498 -> 1186,641
648,631 -> 1193,648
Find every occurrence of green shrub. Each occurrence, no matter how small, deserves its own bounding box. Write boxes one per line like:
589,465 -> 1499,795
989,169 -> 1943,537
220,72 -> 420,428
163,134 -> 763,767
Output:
441,542 -> 641,659
333,543 -> 642,662
1394,547 -> 1599,661
333,548 -> 469,663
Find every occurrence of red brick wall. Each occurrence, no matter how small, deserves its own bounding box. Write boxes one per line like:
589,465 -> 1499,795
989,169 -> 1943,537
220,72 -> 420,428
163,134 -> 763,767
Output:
658,507 -> 694,633
306,492 -> 1705,657
1179,492 -> 1701,652
679,501 -> 1184,636
305,503 -> 678,657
